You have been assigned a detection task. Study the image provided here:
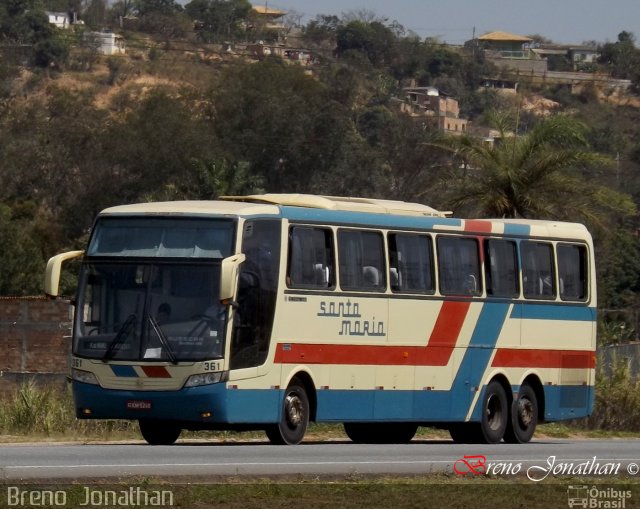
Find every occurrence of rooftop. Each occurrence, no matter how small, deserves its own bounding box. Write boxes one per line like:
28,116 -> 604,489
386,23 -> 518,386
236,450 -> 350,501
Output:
478,31 -> 533,42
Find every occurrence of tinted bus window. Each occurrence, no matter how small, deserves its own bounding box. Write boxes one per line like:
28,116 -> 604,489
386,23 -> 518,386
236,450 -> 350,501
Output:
338,230 -> 386,291
287,226 -> 334,289
521,241 -> 556,299
231,220 -> 281,369
558,244 -> 588,301
485,239 -> 519,298
437,237 -> 481,296
388,233 -> 434,293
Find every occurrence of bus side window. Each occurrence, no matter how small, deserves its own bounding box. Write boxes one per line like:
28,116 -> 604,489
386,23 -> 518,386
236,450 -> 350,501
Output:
287,226 -> 334,289
388,233 -> 434,294
557,243 -> 588,301
485,239 -> 519,298
338,229 -> 386,292
521,241 -> 556,300
437,236 -> 482,297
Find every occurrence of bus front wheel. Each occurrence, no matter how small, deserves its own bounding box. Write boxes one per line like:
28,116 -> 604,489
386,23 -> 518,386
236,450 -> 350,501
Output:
139,419 -> 181,445
265,381 -> 309,445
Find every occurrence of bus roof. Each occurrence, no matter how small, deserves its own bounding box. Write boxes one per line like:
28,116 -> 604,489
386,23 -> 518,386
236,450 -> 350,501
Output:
99,200 -> 281,217
98,195 -> 590,241
220,194 -> 451,217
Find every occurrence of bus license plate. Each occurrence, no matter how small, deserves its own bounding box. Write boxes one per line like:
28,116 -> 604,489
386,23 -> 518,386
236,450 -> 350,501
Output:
126,400 -> 152,410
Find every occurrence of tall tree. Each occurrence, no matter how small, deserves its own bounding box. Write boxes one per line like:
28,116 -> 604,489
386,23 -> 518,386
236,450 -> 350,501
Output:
599,31 -> 640,89
211,60 -> 382,195
184,0 -> 251,43
335,20 -> 397,67
442,113 -> 635,225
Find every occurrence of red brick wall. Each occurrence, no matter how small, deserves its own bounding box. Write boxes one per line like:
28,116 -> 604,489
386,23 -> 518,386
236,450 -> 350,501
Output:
0,298 -> 72,397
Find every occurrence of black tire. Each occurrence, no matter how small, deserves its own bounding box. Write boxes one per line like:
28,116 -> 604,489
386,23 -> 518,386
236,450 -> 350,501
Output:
448,423 -> 475,443
504,384 -> 538,444
343,422 -> 418,444
139,419 -> 181,445
265,382 -> 309,445
478,380 -> 508,444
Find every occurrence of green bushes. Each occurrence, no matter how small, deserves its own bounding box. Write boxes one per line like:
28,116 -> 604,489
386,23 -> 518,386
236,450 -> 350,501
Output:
0,380 -> 136,439
580,359 -> 640,432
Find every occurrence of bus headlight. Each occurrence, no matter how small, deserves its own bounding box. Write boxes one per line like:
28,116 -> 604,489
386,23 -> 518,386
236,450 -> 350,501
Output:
184,372 -> 228,388
72,369 -> 99,385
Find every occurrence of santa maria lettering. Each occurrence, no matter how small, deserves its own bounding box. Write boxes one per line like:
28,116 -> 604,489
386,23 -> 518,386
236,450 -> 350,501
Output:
317,300 -> 385,337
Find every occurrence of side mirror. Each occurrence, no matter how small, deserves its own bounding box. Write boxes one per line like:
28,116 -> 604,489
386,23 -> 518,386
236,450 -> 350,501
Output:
45,250 -> 84,297
219,253 -> 246,304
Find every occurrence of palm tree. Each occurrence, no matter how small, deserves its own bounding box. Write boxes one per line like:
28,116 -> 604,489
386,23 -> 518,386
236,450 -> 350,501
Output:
441,113 -> 635,225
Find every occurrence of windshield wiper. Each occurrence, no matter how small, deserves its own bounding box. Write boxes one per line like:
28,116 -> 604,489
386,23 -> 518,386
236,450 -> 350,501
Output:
148,315 -> 178,365
102,314 -> 137,362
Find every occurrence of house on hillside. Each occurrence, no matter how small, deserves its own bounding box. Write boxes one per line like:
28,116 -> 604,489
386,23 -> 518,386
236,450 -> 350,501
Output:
47,11 -> 70,29
46,11 -> 83,29
249,5 -> 288,42
84,31 -> 126,56
396,86 -> 468,135
532,44 -> 599,71
478,31 -> 533,58
474,31 -> 547,74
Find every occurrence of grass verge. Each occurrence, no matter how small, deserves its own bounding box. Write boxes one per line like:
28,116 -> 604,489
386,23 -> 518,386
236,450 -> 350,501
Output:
1,477 -> 638,509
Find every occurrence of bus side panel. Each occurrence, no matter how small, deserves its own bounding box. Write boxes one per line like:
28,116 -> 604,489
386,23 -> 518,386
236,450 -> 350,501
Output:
542,384 -> 594,421
316,389 -> 375,421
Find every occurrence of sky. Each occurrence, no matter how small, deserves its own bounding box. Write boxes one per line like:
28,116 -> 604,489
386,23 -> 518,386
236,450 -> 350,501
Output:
259,0 -> 640,45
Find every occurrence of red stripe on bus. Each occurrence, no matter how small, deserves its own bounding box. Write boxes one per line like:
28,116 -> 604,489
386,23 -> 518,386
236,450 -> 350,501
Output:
492,349 -> 595,369
140,366 -> 172,378
274,301 -> 471,367
464,220 -> 492,233
426,300 -> 470,350
274,343 -> 469,366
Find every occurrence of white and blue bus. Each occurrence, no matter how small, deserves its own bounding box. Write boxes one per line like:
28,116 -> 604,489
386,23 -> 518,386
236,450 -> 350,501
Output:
45,194 -> 596,445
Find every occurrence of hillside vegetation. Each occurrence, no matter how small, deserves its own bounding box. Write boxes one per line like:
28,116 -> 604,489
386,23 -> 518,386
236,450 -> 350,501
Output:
3,1 -> 640,341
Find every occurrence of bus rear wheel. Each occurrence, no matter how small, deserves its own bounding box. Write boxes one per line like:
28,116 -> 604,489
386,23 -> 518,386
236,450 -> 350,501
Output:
139,419 -> 181,445
343,422 -> 418,444
478,381 -> 508,444
265,382 -> 309,445
504,383 -> 538,444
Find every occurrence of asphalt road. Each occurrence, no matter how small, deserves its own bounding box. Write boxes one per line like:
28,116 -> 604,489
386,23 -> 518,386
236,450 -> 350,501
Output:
1,439 -> 639,481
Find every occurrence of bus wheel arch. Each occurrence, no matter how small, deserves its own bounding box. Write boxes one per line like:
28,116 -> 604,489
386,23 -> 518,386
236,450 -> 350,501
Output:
266,373 -> 315,445
525,375 -> 545,424
284,370 -> 318,422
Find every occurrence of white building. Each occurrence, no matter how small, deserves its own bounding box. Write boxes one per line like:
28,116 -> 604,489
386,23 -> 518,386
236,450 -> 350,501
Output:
85,31 -> 126,55
46,11 -> 71,29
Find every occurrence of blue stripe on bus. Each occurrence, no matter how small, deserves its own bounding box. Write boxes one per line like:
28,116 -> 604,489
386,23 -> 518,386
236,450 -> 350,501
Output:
503,224 -> 531,236
452,302 -> 511,420
74,380 -> 594,424
110,365 -> 138,377
513,304 -> 596,321
280,206 -> 462,230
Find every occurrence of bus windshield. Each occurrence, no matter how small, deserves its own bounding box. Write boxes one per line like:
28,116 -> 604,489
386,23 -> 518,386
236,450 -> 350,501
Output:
87,217 -> 234,258
74,261 -> 226,362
